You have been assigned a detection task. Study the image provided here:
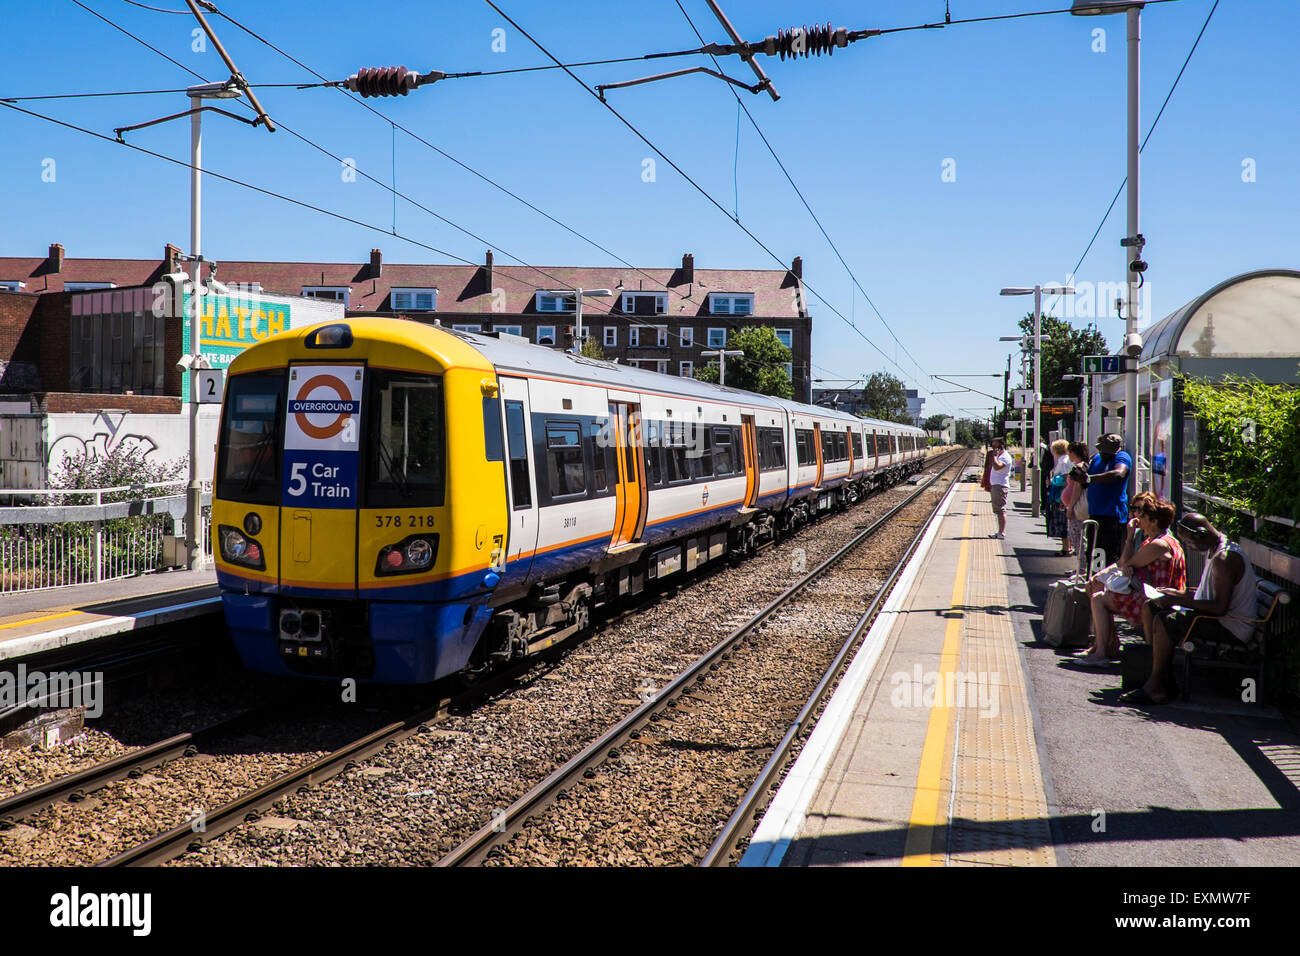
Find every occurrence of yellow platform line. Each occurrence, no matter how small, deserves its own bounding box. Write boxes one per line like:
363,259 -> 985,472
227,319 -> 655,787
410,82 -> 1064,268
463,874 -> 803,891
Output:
901,484 -> 975,866
0,610 -> 81,631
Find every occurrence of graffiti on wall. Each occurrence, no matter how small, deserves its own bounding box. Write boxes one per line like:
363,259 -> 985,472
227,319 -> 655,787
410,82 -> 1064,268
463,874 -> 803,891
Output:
48,411 -> 161,473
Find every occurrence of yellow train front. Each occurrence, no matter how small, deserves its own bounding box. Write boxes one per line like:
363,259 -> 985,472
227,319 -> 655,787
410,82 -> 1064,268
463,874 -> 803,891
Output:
213,318 -> 508,683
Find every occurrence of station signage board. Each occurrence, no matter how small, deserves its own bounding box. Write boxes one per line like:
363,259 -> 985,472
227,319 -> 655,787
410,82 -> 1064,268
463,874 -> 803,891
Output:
282,365 -> 364,508
1081,355 -> 1134,375
180,291 -> 291,401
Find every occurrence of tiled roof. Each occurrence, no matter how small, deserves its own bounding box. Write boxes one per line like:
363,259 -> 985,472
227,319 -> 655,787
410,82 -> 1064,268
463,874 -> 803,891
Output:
0,250 -> 806,319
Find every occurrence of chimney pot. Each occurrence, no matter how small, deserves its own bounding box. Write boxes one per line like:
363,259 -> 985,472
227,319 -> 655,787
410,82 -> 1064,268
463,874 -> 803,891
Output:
681,252 -> 694,284
48,243 -> 64,273
485,249 -> 494,289
369,248 -> 382,278
164,243 -> 182,274
791,256 -> 803,279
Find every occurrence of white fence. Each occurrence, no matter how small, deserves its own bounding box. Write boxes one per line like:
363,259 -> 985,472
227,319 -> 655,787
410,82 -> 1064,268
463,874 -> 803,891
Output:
0,481 -> 212,594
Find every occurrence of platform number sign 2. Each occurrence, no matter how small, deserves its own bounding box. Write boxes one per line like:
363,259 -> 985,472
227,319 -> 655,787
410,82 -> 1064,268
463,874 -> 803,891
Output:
283,365 -> 364,508
197,369 -> 224,404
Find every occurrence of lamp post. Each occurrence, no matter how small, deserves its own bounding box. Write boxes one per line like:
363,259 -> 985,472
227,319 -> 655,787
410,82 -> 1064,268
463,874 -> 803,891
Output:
1072,0 -> 1144,499
538,288 -> 613,353
182,79 -> 242,571
999,285 -> 1076,518
701,349 -> 744,386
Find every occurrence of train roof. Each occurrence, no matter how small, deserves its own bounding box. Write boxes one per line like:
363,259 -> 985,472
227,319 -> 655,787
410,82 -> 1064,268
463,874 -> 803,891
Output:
447,325 -> 923,433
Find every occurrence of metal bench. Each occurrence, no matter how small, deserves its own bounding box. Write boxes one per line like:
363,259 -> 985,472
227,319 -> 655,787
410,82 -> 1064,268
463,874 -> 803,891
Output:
1176,579 -> 1292,701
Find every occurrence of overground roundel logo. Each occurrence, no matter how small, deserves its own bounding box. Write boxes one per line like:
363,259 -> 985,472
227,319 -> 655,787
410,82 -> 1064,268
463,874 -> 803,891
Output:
292,374 -> 355,440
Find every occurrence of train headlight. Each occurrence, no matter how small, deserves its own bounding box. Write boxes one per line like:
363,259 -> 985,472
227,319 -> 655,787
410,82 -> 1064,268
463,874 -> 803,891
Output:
219,524 -> 266,571
375,534 -> 439,576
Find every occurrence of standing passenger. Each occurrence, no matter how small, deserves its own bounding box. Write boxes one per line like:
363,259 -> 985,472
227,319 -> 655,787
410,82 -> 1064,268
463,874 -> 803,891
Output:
1046,439 -> 1071,553
1086,434 -> 1131,566
986,437 -> 1012,540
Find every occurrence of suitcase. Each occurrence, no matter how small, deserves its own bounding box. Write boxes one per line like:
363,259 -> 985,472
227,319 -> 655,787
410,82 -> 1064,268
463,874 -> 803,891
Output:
1043,578 -> 1091,648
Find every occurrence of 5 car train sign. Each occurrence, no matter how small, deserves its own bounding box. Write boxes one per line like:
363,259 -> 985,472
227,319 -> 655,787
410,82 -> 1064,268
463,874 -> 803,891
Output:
282,365 -> 363,508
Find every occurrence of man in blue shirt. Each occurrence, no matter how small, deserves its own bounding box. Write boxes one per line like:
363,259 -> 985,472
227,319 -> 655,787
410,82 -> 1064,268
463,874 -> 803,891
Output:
1086,433 -> 1131,565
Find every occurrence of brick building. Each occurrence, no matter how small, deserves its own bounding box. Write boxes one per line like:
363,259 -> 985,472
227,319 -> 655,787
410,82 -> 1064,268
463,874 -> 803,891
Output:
0,244 -> 814,403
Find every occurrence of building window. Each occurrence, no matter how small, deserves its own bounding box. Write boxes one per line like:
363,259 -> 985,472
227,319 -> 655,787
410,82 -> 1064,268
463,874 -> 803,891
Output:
707,327 -> 727,349
629,327 -> 641,348
783,362 -> 793,381
775,328 -> 793,349
493,325 -> 522,336
452,323 -> 482,333
654,326 -> 668,347
679,361 -> 693,377
709,293 -> 753,315
391,288 -> 438,311
64,281 -> 116,292
536,292 -> 575,313
69,308 -> 166,395
654,360 -> 667,374
621,292 -> 666,316
0,281 -> 27,292
604,326 -> 617,347
302,286 -> 350,307
536,325 -> 557,346
679,327 -> 693,347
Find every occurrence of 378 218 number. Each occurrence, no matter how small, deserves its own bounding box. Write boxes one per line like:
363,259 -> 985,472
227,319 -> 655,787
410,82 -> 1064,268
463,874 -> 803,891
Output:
374,514 -> 435,528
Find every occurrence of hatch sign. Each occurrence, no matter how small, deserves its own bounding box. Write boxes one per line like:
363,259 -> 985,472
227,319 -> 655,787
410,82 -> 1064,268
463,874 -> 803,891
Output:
283,365 -> 363,508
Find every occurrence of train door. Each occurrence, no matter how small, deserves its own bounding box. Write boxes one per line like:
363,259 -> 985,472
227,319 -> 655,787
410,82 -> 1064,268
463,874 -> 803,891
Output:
813,422 -> 824,488
498,377 -> 539,582
280,363 -> 364,597
609,400 -> 647,549
741,414 -> 759,508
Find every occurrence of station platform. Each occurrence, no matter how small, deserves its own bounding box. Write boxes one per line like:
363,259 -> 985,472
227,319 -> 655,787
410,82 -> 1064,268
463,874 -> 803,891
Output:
743,476 -> 1300,867
0,569 -> 219,662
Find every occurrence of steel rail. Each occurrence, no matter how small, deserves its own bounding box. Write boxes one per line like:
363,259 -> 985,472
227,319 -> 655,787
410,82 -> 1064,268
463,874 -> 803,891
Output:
0,708 -> 265,829
436,450 -> 966,867
701,455 -> 967,865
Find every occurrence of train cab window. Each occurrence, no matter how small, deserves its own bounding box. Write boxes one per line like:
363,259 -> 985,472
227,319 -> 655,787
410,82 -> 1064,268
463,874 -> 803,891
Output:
664,423 -> 691,483
217,372 -> 284,505
483,397 -> 503,461
795,429 -> 814,467
545,422 -> 586,498
365,372 -> 446,508
588,420 -> 609,492
852,432 -> 863,461
691,427 -> 714,479
504,400 -> 531,510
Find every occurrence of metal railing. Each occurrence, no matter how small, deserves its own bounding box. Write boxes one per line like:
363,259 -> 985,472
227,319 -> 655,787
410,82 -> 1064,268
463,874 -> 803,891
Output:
0,481 -> 212,594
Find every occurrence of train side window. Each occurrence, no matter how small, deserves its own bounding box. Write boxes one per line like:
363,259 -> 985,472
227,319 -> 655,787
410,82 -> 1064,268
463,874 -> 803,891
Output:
852,432 -> 863,460
483,397 -> 503,461
691,426 -> 714,479
795,428 -> 813,467
758,427 -> 784,471
588,419 -> 609,492
504,400 -> 531,509
644,421 -> 664,487
665,423 -> 691,483
545,422 -> 585,498
713,427 -> 737,476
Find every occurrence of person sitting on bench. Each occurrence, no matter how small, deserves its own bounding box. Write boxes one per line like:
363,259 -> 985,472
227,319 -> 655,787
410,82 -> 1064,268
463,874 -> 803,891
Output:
1124,512 -> 1258,705
1075,496 -> 1185,667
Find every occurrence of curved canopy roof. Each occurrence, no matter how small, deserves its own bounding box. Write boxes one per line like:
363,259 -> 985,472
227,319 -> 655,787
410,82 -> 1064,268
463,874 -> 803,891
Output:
1141,269 -> 1300,362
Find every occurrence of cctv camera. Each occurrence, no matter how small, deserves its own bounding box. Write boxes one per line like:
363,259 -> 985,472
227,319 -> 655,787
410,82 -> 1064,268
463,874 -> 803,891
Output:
1125,332 -> 1143,358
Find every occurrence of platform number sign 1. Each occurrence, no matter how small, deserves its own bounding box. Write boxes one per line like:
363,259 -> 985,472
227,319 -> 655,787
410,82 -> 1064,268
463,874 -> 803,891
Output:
283,365 -> 363,508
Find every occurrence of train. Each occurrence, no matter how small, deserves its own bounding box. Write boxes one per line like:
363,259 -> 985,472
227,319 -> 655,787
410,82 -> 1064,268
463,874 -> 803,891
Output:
212,318 -> 928,683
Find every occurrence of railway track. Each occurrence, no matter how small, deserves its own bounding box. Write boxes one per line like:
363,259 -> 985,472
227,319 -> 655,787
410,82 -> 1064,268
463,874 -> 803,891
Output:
436,450 -> 969,867
1,452 -> 961,866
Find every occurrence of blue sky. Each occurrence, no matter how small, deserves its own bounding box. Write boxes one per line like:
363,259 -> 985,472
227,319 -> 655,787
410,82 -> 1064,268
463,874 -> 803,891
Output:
1,0 -> 1291,418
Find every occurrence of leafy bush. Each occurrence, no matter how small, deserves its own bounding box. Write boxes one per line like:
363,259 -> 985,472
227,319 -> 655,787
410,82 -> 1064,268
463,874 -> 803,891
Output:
1182,375 -> 1300,552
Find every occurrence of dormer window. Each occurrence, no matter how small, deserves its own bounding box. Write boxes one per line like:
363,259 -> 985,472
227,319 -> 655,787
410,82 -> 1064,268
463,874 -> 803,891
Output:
709,293 -> 753,315
302,286 -> 350,307
391,288 -> 437,311
536,292 -> 575,313
621,292 -> 666,316
0,281 -> 26,292
64,281 -> 115,292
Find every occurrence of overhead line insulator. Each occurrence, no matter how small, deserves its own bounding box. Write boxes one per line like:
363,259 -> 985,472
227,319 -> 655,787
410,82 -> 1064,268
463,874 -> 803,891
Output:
762,23 -> 850,60
343,67 -> 419,98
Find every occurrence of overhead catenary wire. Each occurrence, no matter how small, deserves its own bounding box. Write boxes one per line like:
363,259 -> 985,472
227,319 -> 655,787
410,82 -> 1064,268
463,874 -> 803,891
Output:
672,0 -> 941,408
